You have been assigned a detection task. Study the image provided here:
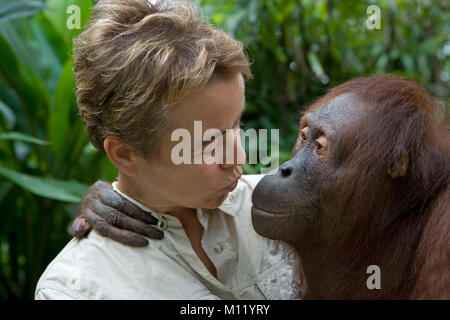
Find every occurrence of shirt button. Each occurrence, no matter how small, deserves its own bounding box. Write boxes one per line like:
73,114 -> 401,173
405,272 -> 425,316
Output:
157,216 -> 168,230
213,244 -> 223,254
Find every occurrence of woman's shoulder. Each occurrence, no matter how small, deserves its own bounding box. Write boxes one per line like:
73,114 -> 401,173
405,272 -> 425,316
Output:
34,231 -> 147,299
35,231 -> 213,299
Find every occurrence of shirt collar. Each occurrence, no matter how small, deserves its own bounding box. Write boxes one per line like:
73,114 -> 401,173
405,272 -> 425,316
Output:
217,188 -> 239,217
218,179 -> 244,217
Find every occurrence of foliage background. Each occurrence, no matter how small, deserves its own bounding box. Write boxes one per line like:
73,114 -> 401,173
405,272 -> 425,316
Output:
0,0 -> 448,299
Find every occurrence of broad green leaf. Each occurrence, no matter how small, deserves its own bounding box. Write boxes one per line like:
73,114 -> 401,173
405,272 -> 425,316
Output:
0,163 -> 87,203
48,59 -> 76,158
0,131 -> 49,145
34,13 -> 68,65
0,0 -> 46,24
0,34 -> 49,119
43,0 -> 94,48
0,32 -> 19,76
0,17 -> 64,94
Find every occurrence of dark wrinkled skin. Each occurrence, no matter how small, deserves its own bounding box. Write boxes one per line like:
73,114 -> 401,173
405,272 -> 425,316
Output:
71,181 -> 164,247
251,93 -> 366,297
251,86 -> 450,299
251,93 -> 362,248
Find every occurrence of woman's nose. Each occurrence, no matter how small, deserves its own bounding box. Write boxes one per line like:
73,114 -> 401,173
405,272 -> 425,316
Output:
221,131 -> 246,168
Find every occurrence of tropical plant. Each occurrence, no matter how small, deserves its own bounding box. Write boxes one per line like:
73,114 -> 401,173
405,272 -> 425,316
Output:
0,0 -> 118,299
0,0 -> 448,299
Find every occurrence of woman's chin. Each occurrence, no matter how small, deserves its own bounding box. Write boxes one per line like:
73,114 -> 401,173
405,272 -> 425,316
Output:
201,192 -> 229,209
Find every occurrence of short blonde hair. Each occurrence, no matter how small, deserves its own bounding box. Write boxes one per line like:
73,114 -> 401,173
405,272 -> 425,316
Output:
73,0 -> 251,158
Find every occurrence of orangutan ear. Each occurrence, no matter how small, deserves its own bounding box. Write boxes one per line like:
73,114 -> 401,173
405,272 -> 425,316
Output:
387,149 -> 408,179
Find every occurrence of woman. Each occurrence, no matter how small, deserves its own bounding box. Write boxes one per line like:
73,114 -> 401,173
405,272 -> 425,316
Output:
35,0 -> 303,299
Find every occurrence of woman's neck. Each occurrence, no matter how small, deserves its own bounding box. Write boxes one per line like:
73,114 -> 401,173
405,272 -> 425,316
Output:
116,172 -> 202,248
116,173 -> 218,279
117,172 -> 191,217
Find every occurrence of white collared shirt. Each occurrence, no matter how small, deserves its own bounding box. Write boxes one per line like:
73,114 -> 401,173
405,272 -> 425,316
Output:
35,174 -> 304,300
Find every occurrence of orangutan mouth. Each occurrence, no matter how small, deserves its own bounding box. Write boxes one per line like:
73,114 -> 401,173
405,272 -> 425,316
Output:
251,205 -> 294,217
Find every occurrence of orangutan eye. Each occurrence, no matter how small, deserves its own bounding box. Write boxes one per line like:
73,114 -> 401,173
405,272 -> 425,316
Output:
300,127 -> 309,142
301,132 -> 306,141
315,135 -> 328,151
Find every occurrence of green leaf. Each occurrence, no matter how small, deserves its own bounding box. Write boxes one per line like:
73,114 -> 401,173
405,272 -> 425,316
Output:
0,0 -> 46,24
0,163 -> 87,203
0,32 -> 19,77
0,131 -> 49,145
34,11 -> 69,65
0,17 -> 64,94
0,34 -> 49,119
43,0 -> 94,48
224,9 -> 247,36
0,100 -> 15,129
48,59 -> 76,158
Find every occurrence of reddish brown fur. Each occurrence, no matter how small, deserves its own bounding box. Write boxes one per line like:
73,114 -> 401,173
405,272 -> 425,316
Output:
305,74 -> 450,299
412,186 -> 450,298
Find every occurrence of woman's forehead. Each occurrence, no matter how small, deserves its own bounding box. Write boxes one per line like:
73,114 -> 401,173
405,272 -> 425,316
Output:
170,73 -> 245,130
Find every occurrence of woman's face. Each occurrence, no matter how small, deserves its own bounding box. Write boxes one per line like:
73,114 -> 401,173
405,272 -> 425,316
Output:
133,72 -> 246,212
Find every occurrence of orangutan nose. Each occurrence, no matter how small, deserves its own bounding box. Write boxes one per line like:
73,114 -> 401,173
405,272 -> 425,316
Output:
280,163 -> 293,177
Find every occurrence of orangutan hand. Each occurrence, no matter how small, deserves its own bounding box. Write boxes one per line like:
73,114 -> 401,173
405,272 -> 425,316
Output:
70,180 -> 163,247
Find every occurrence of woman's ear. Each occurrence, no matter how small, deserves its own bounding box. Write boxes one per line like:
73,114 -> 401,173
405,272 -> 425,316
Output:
104,136 -> 139,176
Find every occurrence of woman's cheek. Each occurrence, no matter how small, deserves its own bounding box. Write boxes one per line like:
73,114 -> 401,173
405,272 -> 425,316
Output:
199,164 -> 225,187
